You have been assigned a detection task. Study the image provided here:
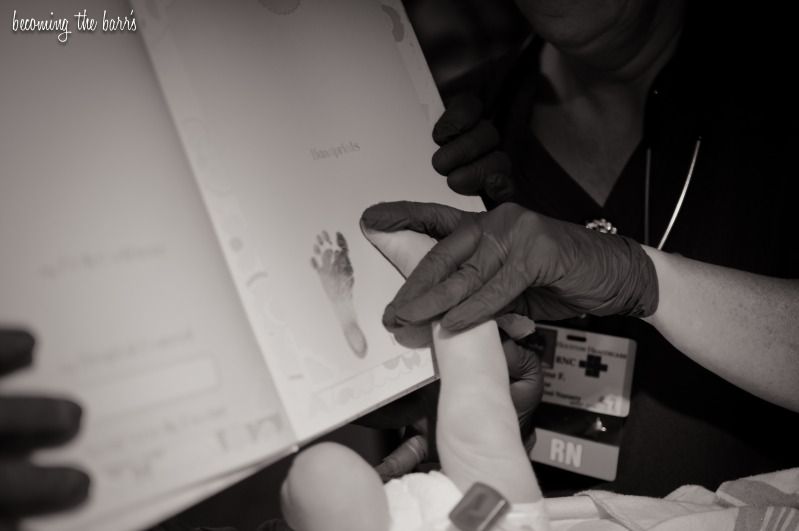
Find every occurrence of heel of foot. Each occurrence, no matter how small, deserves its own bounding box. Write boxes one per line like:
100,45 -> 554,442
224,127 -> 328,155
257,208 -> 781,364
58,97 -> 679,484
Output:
344,321 -> 368,358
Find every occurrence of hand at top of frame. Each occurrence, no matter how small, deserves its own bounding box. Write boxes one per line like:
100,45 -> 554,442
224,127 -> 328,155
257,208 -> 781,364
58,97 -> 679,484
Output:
361,201 -> 659,333
432,94 -> 516,203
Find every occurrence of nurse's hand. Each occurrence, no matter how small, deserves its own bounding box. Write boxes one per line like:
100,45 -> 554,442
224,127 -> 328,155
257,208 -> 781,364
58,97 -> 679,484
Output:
361,201 -> 659,332
432,94 -> 515,203
0,329 -> 90,526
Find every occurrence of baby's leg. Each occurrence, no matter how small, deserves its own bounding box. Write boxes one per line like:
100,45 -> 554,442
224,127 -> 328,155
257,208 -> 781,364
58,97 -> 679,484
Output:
363,227 -> 542,504
280,442 -> 389,531
434,321 -> 541,504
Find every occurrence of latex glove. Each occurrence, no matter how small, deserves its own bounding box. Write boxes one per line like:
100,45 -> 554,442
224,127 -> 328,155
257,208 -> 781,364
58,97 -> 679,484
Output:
0,329 -> 90,526
502,335 -> 543,452
361,201 -> 659,332
432,94 -> 515,202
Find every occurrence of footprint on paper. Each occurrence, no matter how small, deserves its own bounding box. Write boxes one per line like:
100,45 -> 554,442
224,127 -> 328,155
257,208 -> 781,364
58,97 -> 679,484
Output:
311,231 -> 368,358
381,4 -> 405,42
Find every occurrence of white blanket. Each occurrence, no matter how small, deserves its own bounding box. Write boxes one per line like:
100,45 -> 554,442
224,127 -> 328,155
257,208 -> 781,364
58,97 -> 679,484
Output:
548,468 -> 799,531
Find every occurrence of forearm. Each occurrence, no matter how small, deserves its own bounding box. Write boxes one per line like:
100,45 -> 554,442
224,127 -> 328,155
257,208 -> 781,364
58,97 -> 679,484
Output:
642,247 -> 799,412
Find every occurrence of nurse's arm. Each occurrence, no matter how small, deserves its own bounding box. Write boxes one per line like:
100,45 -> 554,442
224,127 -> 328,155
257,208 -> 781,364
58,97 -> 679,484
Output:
642,248 -> 799,412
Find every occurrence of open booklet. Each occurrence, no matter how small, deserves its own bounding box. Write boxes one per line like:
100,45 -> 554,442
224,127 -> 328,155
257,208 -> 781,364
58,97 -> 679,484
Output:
0,0 -> 482,529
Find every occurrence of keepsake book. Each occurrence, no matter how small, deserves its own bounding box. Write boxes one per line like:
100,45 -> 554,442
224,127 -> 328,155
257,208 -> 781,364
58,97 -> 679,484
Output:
0,0 -> 481,528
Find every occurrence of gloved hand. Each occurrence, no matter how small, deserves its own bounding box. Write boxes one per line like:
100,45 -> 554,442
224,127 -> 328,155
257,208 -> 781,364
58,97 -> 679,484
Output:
432,94 -> 515,203
0,329 -> 90,527
361,201 -> 659,332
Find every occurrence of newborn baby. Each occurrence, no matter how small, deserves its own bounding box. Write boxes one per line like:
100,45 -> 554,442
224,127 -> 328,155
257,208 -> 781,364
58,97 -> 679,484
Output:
279,227 -> 550,531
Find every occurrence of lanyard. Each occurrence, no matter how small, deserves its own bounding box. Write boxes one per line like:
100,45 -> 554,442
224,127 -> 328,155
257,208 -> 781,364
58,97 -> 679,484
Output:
644,137 -> 702,250
590,137 -> 703,249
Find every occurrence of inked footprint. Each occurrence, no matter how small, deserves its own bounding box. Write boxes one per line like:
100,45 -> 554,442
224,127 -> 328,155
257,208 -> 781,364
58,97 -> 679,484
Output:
381,4 -> 405,42
311,231 -> 368,358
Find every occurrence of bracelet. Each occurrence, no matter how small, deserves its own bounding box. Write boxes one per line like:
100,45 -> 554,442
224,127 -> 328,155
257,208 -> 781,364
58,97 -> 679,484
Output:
448,482 -> 548,531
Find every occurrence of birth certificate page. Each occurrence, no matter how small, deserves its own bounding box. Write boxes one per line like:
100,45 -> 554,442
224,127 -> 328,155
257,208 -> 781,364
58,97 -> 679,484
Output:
0,0 -> 295,529
134,0 -> 483,440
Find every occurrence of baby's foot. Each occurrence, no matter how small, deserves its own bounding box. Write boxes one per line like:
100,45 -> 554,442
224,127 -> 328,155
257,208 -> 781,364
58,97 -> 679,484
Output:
282,442 -> 389,531
312,231 -> 368,358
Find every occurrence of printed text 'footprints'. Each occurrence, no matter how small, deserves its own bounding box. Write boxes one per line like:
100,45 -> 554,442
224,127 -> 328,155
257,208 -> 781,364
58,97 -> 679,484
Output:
258,0 -> 301,15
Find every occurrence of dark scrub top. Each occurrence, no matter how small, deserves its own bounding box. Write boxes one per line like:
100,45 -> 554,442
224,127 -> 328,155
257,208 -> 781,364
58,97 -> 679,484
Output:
489,4 -> 799,497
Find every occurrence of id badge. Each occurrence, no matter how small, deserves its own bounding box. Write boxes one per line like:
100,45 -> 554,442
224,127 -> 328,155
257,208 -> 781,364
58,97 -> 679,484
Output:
521,325 -> 636,481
